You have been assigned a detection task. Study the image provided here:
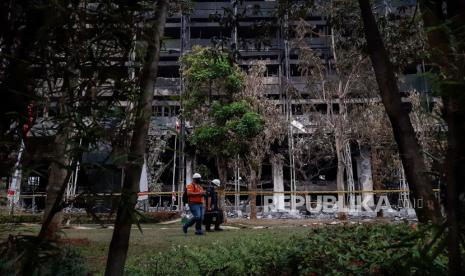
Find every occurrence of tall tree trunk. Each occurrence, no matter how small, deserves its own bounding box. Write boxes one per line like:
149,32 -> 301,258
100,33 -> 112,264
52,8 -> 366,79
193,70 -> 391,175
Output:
216,156 -> 227,209
39,132 -> 69,240
358,0 -> 441,223
334,127 -> 346,217
248,166 -> 258,219
419,1 -> 465,273
371,147 -> 384,217
442,84 -> 465,275
334,96 -> 347,217
22,157 -> 74,275
105,1 -> 168,275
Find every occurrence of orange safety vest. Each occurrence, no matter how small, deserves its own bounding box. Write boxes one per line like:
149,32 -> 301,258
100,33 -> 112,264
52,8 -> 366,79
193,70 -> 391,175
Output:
186,183 -> 204,204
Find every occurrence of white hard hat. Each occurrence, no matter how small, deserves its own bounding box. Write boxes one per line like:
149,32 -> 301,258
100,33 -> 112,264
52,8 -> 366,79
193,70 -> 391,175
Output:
193,173 -> 202,179
211,179 -> 221,187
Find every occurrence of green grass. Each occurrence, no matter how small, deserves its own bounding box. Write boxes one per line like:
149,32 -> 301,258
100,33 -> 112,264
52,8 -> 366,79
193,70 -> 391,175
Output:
1,221 -> 310,274
2,221 -> 450,275
55,223 -> 310,274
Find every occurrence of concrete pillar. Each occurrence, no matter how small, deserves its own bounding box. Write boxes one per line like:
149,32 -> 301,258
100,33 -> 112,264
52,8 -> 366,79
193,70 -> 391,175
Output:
357,146 -> 374,207
185,155 -> 193,185
272,157 -> 285,211
138,157 -> 149,201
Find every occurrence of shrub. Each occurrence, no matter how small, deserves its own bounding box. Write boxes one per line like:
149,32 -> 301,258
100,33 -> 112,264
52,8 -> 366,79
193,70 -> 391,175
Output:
125,223 -> 448,276
0,235 -> 88,275
0,211 -> 179,225
0,214 -> 43,224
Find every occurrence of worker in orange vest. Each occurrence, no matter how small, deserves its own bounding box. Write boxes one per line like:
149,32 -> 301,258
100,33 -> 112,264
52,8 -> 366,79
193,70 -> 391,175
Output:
182,173 -> 206,235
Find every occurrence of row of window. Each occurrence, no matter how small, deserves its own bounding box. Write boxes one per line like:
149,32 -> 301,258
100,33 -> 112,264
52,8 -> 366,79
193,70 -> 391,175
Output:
31,101 -> 419,120
153,106 -> 181,117
152,104 -> 307,117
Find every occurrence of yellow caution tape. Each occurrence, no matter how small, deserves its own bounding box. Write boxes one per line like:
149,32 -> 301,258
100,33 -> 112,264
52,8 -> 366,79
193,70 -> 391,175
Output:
0,189 -> 440,198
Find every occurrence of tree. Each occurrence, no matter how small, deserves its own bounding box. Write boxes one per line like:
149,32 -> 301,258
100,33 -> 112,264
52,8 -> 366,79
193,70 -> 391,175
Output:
237,63 -> 286,219
181,48 -> 285,219
357,0 -> 441,223
33,0 -> 138,241
418,1 -> 465,273
105,1 -> 168,275
296,1 -> 377,215
181,46 -> 246,187
0,0 -> 49,175
0,1 -> 141,273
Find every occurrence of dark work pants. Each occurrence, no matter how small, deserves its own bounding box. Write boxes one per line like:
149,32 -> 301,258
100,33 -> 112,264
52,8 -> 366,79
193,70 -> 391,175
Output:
204,210 -> 223,230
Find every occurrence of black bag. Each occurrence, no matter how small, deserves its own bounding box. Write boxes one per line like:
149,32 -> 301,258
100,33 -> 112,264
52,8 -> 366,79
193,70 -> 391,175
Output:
203,209 -> 224,224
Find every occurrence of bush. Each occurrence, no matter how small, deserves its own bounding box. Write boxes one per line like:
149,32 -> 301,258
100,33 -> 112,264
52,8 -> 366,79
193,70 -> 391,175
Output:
138,211 -> 179,223
0,235 -> 88,275
0,211 -> 179,225
125,223 -> 448,276
0,214 -> 43,224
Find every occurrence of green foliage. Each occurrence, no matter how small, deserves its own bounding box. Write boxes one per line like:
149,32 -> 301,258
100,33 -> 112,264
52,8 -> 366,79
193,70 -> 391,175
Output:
125,224 -> 450,276
225,72 -> 245,92
0,214 -> 43,224
181,46 -> 245,118
196,164 -> 212,179
226,112 -> 264,138
190,126 -> 227,148
0,235 -> 88,275
0,211 -> 179,224
181,46 -> 244,90
211,101 -> 250,124
190,100 -> 264,156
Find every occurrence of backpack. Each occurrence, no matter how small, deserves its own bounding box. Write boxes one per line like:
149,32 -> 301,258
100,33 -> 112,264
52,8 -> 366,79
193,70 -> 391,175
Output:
182,185 -> 188,204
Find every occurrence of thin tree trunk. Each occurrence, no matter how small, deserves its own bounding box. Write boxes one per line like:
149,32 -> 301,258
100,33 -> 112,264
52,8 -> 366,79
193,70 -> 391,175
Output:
334,94 -> 347,218
335,127 -> 345,217
371,147 -> 384,217
442,95 -> 465,275
105,1 -> 168,275
39,59 -> 78,240
358,0 -> 441,223
249,167 -> 258,219
21,162 -> 74,275
419,1 -> 465,273
40,132 -> 69,240
216,156 -> 227,209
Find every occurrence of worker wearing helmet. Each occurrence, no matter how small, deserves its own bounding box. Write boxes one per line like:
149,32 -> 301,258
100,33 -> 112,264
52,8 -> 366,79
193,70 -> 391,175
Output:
204,179 -> 224,231
183,173 -> 205,235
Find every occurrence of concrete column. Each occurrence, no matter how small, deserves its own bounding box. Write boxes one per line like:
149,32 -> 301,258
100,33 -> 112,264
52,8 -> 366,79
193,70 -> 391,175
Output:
185,155 -> 193,185
138,157 -> 149,201
272,157 -> 285,211
357,146 -> 374,207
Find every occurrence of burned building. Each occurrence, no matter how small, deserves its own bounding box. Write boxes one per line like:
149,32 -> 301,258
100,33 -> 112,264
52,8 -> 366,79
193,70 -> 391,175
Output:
2,0 -> 435,214
147,0 -> 432,212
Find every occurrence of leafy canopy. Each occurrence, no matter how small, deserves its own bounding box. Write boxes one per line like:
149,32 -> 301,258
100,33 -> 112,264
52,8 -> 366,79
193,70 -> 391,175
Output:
181,46 -> 264,158
191,101 -> 264,156
181,46 -> 246,121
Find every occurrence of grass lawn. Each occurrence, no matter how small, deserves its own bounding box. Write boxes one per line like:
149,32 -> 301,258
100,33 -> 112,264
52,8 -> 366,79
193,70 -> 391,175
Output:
3,219 -> 439,275
45,221 -> 312,274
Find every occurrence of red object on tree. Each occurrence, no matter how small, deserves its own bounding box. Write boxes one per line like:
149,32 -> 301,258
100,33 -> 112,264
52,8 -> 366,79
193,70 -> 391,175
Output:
175,119 -> 181,133
22,103 -> 35,137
